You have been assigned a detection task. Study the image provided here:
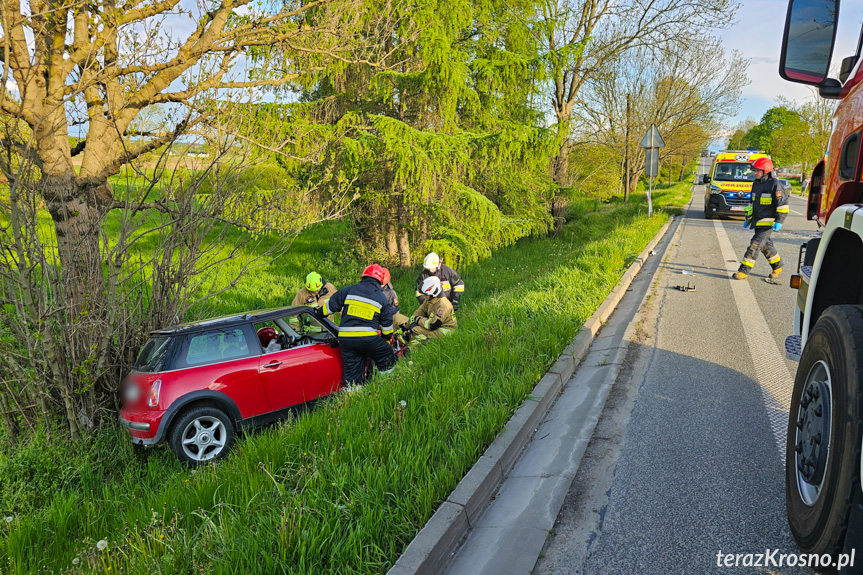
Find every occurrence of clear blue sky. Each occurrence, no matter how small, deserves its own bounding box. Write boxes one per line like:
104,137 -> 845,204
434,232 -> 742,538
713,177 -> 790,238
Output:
716,0 -> 861,142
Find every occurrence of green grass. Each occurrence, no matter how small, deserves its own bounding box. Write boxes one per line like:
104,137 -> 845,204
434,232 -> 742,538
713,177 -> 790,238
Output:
0,182 -> 691,574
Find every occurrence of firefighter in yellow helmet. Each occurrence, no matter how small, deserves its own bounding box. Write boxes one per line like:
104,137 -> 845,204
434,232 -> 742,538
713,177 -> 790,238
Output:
292,272 -> 338,328
405,276 -> 457,346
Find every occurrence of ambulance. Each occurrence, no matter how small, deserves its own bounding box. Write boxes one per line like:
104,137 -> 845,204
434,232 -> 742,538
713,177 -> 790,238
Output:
702,151 -> 772,219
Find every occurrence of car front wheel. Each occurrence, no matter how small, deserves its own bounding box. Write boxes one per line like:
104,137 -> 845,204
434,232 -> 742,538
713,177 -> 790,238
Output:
786,305 -> 863,558
168,406 -> 235,465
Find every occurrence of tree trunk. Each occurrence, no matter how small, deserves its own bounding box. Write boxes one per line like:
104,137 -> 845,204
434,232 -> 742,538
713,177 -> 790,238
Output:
397,196 -> 411,268
551,140 -> 571,234
385,219 -> 398,260
624,94 -> 631,202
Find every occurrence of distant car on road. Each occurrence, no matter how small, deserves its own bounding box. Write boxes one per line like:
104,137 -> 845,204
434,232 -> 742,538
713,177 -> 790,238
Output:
120,306 -> 351,464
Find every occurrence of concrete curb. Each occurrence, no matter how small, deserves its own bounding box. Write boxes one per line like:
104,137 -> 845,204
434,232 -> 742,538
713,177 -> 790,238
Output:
386,215 -> 676,575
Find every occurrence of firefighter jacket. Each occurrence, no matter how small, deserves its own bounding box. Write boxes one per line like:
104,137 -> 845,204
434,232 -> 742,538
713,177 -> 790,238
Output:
323,277 -> 394,338
746,173 -> 790,229
411,296 -> 457,331
415,264 -> 465,310
381,283 -> 400,316
292,281 -> 338,308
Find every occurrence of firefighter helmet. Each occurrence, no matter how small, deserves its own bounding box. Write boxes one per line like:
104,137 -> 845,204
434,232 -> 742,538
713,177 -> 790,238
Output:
752,157 -> 774,172
305,271 -> 323,292
420,276 -> 443,298
362,264 -> 386,284
381,267 -> 391,286
423,252 -> 441,271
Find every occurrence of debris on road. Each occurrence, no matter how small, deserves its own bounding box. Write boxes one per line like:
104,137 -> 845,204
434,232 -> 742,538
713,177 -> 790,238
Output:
674,282 -> 696,292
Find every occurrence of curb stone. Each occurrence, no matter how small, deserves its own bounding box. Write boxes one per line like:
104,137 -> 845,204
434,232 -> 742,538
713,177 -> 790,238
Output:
386,215 -> 676,575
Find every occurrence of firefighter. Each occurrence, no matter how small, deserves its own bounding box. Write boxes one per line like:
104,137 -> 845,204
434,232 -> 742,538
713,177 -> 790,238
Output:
315,264 -> 396,386
415,252 -> 465,311
733,157 -> 790,282
406,276 -> 457,346
380,267 -> 410,331
292,272 -> 337,311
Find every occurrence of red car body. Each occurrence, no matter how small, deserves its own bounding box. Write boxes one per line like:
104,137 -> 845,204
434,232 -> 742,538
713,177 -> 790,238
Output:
119,306 -> 345,460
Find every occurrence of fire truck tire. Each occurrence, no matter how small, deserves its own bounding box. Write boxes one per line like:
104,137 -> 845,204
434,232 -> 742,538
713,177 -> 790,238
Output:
786,304 -> 863,561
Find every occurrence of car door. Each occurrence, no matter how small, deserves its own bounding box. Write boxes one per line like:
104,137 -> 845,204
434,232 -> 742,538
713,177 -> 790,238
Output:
258,343 -> 343,410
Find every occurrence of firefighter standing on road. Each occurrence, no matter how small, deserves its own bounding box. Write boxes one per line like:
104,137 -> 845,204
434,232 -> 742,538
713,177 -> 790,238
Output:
733,157 -> 790,282
406,276 -> 457,346
316,265 -> 396,386
415,252 -> 465,311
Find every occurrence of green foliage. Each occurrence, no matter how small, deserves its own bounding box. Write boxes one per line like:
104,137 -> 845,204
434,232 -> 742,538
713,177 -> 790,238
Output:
0,191 -> 687,574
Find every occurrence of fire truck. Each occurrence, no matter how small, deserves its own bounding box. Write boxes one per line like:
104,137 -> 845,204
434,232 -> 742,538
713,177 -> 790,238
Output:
780,0 -> 863,563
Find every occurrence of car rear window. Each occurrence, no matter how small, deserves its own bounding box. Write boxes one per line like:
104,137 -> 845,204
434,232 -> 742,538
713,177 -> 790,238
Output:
133,336 -> 173,373
185,328 -> 251,366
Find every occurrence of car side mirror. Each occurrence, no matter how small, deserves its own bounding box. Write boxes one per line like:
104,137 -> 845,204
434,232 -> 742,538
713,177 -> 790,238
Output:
703,175 -> 711,183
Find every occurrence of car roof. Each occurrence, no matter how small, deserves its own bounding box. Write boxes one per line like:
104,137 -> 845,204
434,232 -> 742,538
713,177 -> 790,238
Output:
150,306 -> 311,335
714,151 -> 769,162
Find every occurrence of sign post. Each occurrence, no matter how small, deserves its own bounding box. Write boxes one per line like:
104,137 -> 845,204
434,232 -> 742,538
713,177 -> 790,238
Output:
640,124 -> 666,217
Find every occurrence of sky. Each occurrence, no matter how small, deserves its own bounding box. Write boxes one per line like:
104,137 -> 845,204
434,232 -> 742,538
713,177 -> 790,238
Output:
715,0 -> 862,146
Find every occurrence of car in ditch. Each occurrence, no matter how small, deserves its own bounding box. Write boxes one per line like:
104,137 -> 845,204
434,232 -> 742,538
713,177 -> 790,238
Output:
119,306 -> 369,464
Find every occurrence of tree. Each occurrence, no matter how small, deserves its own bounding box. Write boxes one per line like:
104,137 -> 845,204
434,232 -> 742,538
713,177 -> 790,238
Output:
255,0 -> 559,267
536,0 -> 738,224
0,0 -> 381,439
572,36 -> 746,198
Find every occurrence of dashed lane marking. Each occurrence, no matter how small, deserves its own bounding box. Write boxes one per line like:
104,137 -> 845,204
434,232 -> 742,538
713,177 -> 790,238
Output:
713,220 -> 794,459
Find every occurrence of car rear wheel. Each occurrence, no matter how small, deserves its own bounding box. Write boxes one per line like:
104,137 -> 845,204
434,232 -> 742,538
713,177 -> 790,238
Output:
168,406 -> 234,465
786,305 -> 863,557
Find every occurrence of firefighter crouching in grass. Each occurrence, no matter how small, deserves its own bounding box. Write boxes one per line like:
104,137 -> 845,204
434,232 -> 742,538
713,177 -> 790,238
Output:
405,276 -> 457,346
315,265 -> 396,387
415,252 -> 465,312
381,267 -> 411,331
733,157 -> 790,282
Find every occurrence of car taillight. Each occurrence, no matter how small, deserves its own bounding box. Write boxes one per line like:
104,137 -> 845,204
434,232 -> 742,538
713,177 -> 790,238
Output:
148,379 -> 162,408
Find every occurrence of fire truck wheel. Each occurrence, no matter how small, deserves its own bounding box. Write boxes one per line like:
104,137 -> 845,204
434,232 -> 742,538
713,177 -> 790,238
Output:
786,305 -> 863,557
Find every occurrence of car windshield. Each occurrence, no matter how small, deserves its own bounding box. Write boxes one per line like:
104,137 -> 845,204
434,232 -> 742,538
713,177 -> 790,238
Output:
713,162 -> 755,182
133,336 -> 172,372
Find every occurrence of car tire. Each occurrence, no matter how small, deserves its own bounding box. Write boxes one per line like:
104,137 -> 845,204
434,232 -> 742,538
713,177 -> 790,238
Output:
704,205 -> 713,219
168,406 -> 235,465
786,305 -> 863,558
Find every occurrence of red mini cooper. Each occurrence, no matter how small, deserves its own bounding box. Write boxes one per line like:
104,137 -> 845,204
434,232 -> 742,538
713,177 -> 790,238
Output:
120,306 -> 348,464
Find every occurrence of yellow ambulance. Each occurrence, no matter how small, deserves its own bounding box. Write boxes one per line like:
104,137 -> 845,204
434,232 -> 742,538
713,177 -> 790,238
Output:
702,151 -> 772,219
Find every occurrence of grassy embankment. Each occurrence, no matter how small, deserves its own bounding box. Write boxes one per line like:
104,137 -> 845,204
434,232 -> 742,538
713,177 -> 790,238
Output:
0,181 -> 692,574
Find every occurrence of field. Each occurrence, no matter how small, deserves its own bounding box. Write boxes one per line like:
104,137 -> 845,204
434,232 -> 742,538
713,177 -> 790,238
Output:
0,180 -> 692,574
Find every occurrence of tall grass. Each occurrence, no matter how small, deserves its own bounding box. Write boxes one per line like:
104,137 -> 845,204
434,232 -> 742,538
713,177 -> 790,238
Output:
0,183 -> 691,574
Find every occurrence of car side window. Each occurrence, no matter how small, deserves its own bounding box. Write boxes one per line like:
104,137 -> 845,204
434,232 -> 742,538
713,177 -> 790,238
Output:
185,328 -> 251,366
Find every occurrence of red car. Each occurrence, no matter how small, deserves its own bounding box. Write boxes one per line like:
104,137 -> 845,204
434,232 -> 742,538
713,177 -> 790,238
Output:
120,306 -> 404,464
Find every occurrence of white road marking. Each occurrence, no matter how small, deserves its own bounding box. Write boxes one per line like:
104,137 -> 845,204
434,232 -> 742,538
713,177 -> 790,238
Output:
790,209 -> 803,216
713,221 -> 794,459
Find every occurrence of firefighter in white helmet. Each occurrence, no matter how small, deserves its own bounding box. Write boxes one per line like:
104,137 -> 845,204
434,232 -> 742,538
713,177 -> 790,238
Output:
405,276 -> 457,346
415,252 -> 465,311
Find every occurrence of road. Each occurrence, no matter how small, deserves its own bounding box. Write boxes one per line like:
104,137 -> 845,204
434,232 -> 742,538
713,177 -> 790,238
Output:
535,158 -> 822,575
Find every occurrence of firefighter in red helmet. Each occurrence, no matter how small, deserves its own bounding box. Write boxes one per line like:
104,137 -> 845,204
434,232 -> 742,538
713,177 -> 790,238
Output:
315,264 -> 396,386
733,156 -> 790,282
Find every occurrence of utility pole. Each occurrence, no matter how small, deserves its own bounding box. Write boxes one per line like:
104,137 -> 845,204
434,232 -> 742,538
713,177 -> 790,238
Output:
624,93 -> 631,202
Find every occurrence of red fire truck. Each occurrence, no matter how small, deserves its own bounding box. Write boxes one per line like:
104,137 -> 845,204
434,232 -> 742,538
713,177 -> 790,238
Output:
780,0 -> 863,563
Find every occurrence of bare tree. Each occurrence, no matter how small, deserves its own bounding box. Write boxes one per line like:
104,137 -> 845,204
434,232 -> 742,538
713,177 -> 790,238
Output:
537,0 -> 738,224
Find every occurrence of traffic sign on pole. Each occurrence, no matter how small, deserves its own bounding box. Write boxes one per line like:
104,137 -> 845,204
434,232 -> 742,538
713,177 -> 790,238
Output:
639,124 -> 666,217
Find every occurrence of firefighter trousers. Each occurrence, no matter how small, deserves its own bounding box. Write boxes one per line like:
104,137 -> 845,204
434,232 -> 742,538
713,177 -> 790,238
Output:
738,227 -> 782,274
409,325 -> 455,346
339,336 -> 397,385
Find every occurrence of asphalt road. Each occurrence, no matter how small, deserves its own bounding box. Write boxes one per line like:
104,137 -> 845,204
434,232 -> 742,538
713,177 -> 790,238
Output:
535,158 -> 823,575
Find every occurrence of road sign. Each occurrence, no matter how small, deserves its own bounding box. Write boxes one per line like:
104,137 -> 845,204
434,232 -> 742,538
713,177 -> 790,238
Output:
640,124 -> 666,148
640,124 -> 666,218
645,149 -> 659,178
